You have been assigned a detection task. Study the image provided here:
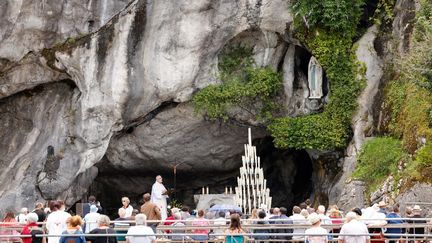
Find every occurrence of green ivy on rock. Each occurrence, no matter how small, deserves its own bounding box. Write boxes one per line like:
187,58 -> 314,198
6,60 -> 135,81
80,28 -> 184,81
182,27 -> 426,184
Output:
192,46 -> 282,121
193,0 -> 366,151
269,0 -> 366,150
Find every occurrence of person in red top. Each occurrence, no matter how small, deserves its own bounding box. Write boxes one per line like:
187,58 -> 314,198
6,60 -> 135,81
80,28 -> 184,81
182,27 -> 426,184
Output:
163,208 -> 175,233
21,212 -> 46,243
191,210 -> 210,241
328,206 -> 343,237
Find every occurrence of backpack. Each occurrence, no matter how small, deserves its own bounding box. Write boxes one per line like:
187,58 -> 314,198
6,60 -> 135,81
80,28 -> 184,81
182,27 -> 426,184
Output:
30,227 -> 44,243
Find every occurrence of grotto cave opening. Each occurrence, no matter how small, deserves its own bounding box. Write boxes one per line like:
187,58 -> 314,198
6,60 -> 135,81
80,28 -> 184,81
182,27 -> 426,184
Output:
86,136 -> 314,217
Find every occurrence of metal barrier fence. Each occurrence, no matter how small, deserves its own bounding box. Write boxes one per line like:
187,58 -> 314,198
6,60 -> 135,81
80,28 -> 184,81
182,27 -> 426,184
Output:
1,218 -> 431,242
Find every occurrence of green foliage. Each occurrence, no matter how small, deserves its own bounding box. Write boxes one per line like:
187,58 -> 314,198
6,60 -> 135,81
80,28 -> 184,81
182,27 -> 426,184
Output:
380,0 -> 432,183
373,0 -> 396,25
406,143 -> 432,181
269,30 -> 364,150
192,46 -> 282,121
169,198 -> 183,209
405,3 -> 432,90
218,46 -> 254,75
353,137 -> 406,190
383,0 -> 432,153
292,0 -> 365,37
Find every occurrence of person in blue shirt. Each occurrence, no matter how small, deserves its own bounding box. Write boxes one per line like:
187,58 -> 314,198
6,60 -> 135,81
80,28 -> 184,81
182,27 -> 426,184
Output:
385,205 -> 404,243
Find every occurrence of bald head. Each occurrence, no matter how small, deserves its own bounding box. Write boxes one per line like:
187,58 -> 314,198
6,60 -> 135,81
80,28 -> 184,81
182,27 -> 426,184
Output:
273,207 -> 280,215
143,193 -> 151,202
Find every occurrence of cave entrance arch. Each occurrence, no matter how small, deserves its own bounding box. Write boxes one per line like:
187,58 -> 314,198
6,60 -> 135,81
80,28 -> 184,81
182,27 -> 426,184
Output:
256,137 -> 314,211
87,137 -> 316,217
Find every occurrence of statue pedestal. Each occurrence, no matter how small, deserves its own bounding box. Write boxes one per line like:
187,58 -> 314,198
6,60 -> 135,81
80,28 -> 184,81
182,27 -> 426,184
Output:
194,194 -> 235,211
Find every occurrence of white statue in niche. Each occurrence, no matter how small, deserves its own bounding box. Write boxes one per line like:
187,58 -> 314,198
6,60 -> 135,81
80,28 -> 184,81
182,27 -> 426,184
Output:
308,56 -> 323,99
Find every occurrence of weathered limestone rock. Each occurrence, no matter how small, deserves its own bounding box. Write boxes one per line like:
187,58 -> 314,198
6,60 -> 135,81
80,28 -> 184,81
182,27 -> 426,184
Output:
0,0 -> 297,213
0,52 -> 68,98
0,0 -> 129,61
0,82 -> 99,211
330,25 -> 384,210
396,183 -> 432,217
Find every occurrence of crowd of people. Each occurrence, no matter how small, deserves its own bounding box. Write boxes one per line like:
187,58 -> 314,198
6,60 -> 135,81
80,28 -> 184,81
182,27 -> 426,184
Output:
1,194 -> 432,243
0,176 -> 431,243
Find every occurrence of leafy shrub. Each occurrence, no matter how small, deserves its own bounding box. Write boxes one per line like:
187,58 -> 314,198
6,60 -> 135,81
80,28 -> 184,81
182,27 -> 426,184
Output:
192,46 -> 282,121
383,0 -> 432,152
406,143 -> 432,181
292,0 -> 365,36
353,137 -> 406,189
268,30 -> 364,150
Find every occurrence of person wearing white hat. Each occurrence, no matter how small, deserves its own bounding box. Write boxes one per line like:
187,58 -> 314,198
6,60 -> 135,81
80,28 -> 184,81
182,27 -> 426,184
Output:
305,213 -> 328,243
407,205 -> 426,242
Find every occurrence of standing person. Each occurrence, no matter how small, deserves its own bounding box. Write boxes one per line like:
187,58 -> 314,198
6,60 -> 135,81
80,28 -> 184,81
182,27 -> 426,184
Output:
33,202 -> 47,223
385,205 -> 403,243
338,212 -> 370,243
140,193 -> 161,233
305,213 -> 328,243
86,215 -> 118,243
120,197 -> 133,218
46,200 -> 71,243
290,206 -> 307,243
16,207 -> 29,224
83,205 -> 100,234
151,175 -> 169,220
21,213 -> 46,243
59,215 -> 86,243
317,205 -> 332,226
329,206 -> 343,239
191,210 -> 210,241
114,208 -> 130,242
225,214 -> 246,243
0,211 -> 21,243
275,207 -> 293,242
407,205 -> 426,243
82,195 -> 103,216
125,214 -> 156,243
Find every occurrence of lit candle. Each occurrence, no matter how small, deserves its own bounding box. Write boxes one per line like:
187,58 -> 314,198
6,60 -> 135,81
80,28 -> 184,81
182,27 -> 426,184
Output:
202,187 -> 205,194
229,187 -> 233,194
225,187 -> 228,194
206,186 -> 209,194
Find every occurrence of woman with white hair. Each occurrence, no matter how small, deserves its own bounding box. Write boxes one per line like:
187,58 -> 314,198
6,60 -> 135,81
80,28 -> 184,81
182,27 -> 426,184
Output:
21,213 -> 46,243
120,197 -> 134,218
126,214 -> 156,243
86,215 -> 118,243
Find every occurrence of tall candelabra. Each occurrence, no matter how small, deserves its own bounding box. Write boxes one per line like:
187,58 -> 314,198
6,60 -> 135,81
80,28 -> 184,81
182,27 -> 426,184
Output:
235,128 -> 272,214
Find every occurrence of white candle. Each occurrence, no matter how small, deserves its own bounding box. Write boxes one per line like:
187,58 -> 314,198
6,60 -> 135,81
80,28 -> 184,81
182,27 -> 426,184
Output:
202,187 -> 205,194
248,127 -> 252,145
206,187 -> 209,194
229,187 -> 233,194
225,187 -> 228,194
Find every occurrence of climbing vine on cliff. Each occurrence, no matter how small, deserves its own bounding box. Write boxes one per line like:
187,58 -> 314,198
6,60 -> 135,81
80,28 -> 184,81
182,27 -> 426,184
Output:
192,46 -> 282,121
379,0 -> 432,181
268,0 -> 366,150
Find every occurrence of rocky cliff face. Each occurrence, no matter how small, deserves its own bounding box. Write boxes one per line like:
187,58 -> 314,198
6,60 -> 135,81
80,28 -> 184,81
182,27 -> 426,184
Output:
1,0 -> 298,212
1,0 -> 427,214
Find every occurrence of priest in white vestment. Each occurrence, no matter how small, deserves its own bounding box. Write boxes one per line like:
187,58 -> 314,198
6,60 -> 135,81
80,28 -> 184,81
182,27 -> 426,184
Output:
151,175 -> 168,220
